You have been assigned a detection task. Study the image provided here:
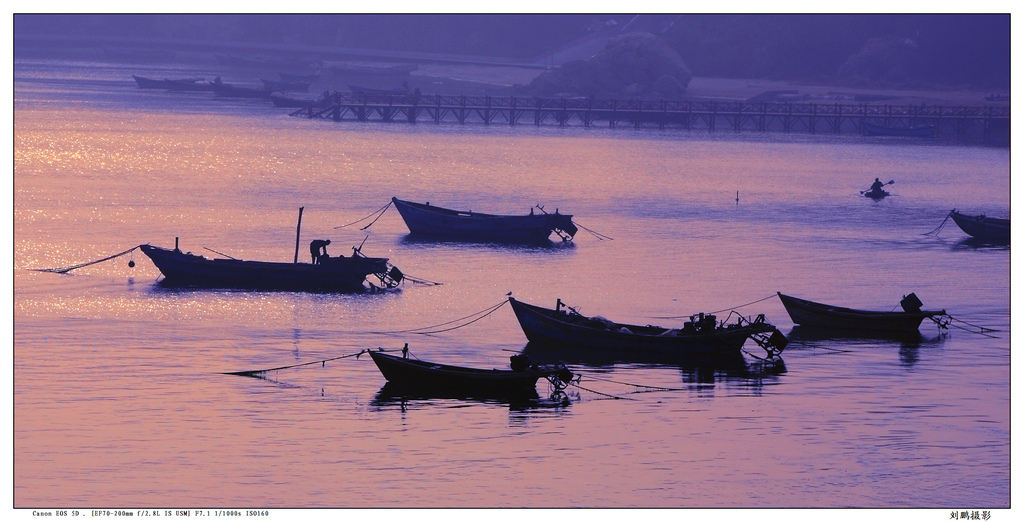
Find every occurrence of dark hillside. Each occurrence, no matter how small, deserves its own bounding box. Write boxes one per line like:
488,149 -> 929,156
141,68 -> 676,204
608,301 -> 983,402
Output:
14,13 -> 1010,90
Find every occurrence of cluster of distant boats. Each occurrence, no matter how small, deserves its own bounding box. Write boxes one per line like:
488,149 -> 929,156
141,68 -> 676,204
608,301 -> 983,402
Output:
132,72 -> 412,109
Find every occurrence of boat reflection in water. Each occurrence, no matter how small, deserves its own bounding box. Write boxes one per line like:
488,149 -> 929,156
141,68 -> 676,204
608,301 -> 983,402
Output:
370,381 -> 573,412
520,342 -> 786,387
785,326 -> 946,368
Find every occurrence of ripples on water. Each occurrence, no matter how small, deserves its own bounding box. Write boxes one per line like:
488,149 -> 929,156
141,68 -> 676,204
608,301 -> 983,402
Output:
12,59 -> 1010,509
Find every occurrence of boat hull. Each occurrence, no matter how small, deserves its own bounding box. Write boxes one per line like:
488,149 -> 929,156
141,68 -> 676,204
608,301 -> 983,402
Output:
777,292 -> 943,333
950,211 -> 1009,243
391,197 -> 577,243
509,297 -> 775,356
140,244 -> 388,292
368,351 -> 550,396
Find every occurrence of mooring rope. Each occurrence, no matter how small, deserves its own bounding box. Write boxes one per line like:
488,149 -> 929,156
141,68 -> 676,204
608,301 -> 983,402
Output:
568,381 -> 633,400
400,273 -> 444,286
573,372 -> 691,392
222,347 -> 395,378
370,298 -> 509,335
335,201 -> 392,230
650,294 -> 777,320
923,211 -> 952,236
32,244 -> 145,274
939,314 -> 1000,338
573,220 -> 614,241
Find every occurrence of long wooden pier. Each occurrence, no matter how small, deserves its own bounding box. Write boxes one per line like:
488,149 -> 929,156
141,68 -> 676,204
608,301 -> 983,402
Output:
289,93 -> 1010,145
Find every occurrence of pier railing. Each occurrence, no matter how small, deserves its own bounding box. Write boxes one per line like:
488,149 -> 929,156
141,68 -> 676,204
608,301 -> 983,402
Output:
290,93 -> 1010,145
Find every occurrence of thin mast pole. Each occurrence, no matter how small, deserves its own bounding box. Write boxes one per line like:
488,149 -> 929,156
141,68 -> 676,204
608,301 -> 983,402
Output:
294,207 -> 304,263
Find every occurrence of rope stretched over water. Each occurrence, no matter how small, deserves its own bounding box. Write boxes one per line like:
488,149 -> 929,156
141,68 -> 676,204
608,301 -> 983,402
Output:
573,372 -> 691,392
32,244 -> 144,274
651,294 -> 778,320
370,298 -> 509,335
923,211 -> 953,236
568,381 -> 633,400
222,348 -> 395,378
573,220 -> 614,241
939,314 -> 1000,338
335,201 -> 392,230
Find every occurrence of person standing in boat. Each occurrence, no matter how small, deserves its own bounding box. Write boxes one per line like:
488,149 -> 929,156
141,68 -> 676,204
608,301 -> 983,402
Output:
309,239 -> 331,264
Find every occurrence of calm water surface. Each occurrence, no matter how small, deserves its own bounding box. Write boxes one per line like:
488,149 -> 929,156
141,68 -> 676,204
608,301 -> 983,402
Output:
12,59 -> 1011,509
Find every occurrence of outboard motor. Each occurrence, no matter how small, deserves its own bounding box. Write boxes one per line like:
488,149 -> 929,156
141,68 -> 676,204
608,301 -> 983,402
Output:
901,293 -> 923,313
510,354 -> 532,372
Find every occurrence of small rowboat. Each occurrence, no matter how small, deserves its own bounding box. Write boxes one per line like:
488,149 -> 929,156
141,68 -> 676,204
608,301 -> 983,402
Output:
368,349 -> 573,397
777,292 -> 946,333
391,197 -> 578,244
949,210 -> 1009,243
863,187 -> 890,200
862,122 -> 935,137
509,297 -> 786,357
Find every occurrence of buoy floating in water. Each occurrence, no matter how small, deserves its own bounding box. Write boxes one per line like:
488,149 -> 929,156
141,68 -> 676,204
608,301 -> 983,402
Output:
128,260 -> 135,268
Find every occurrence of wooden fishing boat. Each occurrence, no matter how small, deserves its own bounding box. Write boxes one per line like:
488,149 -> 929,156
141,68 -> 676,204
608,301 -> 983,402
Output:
132,75 -> 171,89
949,210 -> 1009,243
368,349 -> 573,396
862,122 -> 935,137
210,81 -> 272,99
508,297 -> 786,357
261,79 -> 311,92
777,292 -> 946,333
164,78 -> 213,92
270,93 -> 318,108
348,84 -> 410,96
133,75 -> 207,90
391,197 -> 578,243
331,63 -> 418,77
139,243 -> 402,292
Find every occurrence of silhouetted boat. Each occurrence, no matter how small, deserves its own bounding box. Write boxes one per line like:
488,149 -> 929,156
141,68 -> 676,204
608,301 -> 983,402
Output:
348,84 -> 410,96
368,349 -> 573,397
863,187 -> 890,199
164,78 -> 213,92
391,197 -> 578,243
948,210 -> 1010,243
211,81 -> 272,99
261,79 -> 311,92
862,122 -> 935,137
270,93 -> 318,108
777,292 -> 946,333
509,297 -> 786,357
331,63 -> 418,76
139,243 -> 402,292
133,75 -> 207,90
132,75 -> 168,89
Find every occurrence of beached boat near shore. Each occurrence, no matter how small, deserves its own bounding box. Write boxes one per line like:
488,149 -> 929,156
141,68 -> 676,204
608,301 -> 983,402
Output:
391,197 -> 578,243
